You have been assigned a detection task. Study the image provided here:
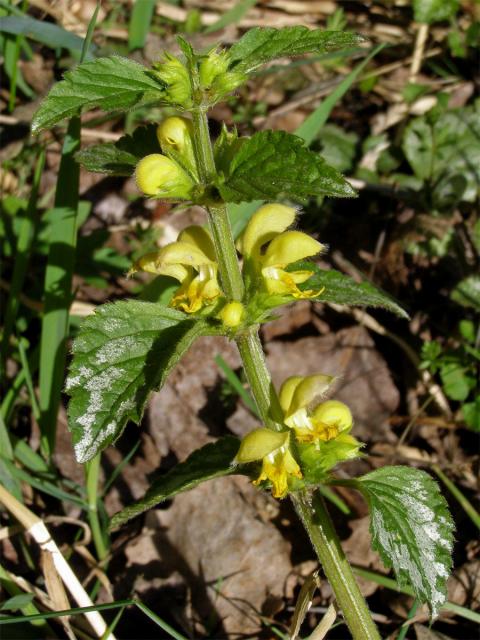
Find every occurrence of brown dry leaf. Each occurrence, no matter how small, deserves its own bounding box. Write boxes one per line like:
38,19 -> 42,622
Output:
20,54 -> 53,94
41,550 -> 75,639
447,559 -> 480,611
124,476 -> 292,636
118,336 -> 292,635
53,406 -> 85,487
262,300 -> 313,341
266,326 -> 400,442
148,335 -> 241,459
414,624 -> 454,640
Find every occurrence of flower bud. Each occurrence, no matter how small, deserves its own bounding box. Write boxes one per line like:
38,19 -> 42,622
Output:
157,117 -> 197,177
199,48 -> 245,102
219,301 -> 245,328
199,49 -> 230,88
135,154 -> 194,199
152,53 -> 192,107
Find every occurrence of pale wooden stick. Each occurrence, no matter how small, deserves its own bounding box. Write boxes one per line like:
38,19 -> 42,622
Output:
0,484 -> 114,639
410,23 -> 429,82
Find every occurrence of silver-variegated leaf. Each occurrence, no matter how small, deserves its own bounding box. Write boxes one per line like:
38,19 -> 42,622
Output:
66,300 -> 214,463
355,466 -> 454,617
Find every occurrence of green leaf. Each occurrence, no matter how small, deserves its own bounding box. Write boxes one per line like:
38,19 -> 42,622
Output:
0,15 -> 95,58
459,320 -> 475,344
218,130 -> 355,203
451,275 -> 480,311
463,397 -> 480,432
292,265 -> 408,318
0,593 -> 35,612
75,124 -> 160,175
353,466 -> 454,617
402,103 -> 480,204
317,124 -> 358,173
440,362 -> 472,401
32,56 -> 164,133
229,27 -> 363,74
110,436 -> 240,529
227,44 -> 383,237
413,0 -> 459,24
67,300 -> 215,463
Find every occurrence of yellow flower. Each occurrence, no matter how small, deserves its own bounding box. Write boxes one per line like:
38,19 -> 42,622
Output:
157,117 -> 197,178
135,153 -> 194,200
279,374 -> 353,445
238,204 -> 325,299
130,226 -> 222,313
235,428 -> 302,499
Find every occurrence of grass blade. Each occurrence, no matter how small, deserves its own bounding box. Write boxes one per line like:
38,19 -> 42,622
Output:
396,599 -> 419,640
1,149 -> 45,371
38,7 -> 100,457
18,338 -> 40,421
134,601 -> 189,640
215,354 -> 259,417
0,14 -> 96,58
0,413 -> 12,460
0,457 -> 87,507
1,346 -> 39,425
128,0 -> 156,51
0,563 -> 53,634
432,464 -> 480,531
352,566 -> 480,624
102,440 -> 141,494
38,119 -> 81,458
295,43 -> 384,145
204,0 -> 257,34
0,597 -> 189,639
81,1 -> 100,61
318,484 -> 351,515
0,426 -> 22,500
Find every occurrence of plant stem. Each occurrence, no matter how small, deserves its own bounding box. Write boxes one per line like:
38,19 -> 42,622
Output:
236,329 -> 283,427
85,454 -> 108,562
292,492 -> 381,639
190,104 -> 380,640
191,107 -> 244,301
207,203 -> 245,301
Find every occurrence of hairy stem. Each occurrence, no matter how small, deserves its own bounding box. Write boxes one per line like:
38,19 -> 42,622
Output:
236,329 -> 283,427
192,107 -> 244,301
292,492 -> 381,640
190,104 -> 380,640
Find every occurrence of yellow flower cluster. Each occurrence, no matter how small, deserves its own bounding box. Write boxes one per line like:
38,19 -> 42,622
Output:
236,374 -> 360,498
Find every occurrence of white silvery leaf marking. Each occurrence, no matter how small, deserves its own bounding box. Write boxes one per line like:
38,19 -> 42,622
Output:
356,466 -> 454,617
67,300 -> 213,463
